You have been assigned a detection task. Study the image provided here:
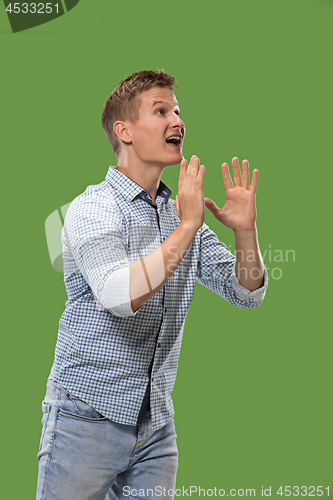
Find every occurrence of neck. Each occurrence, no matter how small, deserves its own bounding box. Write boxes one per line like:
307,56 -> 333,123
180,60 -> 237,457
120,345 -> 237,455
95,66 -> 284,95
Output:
116,155 -> 165,204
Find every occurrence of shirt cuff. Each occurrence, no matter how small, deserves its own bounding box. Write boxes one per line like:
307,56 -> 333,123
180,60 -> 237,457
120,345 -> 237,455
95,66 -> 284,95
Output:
100,267 -> 138,317
230,264 -> 268,305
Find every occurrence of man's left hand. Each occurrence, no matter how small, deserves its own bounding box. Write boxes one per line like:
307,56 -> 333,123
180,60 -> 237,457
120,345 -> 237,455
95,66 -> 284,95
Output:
204,157 -> 258,232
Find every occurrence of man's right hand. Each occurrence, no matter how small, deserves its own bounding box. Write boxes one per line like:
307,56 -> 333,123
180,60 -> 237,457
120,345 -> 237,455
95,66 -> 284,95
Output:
175,155 -> 205,232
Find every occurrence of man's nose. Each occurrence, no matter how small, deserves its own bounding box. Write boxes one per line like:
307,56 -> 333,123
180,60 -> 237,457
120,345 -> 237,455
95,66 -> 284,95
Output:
172,113 -> 185,130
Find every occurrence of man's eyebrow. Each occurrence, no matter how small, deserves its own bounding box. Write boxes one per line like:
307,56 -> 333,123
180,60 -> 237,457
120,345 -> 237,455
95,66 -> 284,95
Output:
151,100 -> 180,109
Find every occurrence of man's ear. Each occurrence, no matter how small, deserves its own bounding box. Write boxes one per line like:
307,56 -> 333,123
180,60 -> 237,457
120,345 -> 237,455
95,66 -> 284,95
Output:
113,121 -> 132,144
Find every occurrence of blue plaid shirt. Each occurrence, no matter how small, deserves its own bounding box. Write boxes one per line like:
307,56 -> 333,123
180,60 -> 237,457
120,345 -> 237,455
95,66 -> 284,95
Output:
49,166 -> 268,431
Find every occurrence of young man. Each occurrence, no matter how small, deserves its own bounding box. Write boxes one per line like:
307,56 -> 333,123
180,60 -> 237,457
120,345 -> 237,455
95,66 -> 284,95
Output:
36,69 -> 268,500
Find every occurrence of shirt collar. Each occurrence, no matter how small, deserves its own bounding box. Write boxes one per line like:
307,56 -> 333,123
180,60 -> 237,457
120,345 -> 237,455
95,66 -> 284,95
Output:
105,166 -> 172,204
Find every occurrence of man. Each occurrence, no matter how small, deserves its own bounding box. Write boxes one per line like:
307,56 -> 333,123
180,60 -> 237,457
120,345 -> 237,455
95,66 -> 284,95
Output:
36,69 -> 268,500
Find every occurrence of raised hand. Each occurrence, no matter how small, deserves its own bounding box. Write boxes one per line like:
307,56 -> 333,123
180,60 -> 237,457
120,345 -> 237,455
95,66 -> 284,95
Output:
175,155 -> 205,231
204,157 -> 258,232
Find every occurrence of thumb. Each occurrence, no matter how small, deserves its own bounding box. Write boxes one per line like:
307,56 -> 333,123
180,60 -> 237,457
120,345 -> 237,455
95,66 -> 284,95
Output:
204,197 -> 220,217
175,194 -> 180,218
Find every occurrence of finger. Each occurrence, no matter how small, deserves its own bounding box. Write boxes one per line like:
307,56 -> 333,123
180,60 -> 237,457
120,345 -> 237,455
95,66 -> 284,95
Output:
204,197 -> 220,218
175,194 -> 179,215
232,157 -> 242,187
187,155 -> 200,177
197,164 -> 205,186
179,158 -> 188,179
221,162 -> 233,191
242,159 -> 250,190
249,168 -> 259,195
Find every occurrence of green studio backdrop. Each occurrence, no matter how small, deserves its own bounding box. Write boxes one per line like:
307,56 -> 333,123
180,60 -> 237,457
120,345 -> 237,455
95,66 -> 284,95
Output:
1,0 -> 332,497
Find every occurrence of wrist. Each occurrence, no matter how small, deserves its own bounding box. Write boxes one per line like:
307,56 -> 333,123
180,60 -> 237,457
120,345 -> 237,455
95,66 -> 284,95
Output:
179,219 -> 201,236
233,223 -> 258,239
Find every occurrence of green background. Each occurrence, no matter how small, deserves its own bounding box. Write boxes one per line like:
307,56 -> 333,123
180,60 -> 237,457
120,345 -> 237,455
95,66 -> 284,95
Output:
1,0 -> 332,497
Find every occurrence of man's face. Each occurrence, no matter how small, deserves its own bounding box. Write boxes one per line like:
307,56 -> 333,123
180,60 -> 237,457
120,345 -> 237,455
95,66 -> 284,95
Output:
127,86 -> 185,168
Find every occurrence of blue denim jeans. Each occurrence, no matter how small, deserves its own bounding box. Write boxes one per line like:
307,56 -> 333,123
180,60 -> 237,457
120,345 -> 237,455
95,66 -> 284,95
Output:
36,380 -> 178,500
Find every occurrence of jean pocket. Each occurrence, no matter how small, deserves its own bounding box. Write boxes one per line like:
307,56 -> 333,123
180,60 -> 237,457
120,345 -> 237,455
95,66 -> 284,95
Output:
59,394 -> 107,422
38,401 -> 51,454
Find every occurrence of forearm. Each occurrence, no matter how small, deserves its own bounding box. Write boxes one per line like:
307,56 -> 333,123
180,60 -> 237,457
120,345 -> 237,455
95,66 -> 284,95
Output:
234,225 -> 265,291
130,221 -> 198,312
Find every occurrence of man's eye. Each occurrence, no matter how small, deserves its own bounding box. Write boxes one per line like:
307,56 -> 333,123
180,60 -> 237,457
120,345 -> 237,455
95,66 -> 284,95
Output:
174,110 -> 180,116
157,109 -> 164,115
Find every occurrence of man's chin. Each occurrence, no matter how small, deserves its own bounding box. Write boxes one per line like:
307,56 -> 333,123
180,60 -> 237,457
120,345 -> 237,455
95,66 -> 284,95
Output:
168,152 -> 183,166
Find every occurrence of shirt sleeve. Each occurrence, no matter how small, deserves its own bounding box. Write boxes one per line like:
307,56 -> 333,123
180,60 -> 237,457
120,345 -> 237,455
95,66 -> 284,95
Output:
196,223 -> 268,308
63,193 -> 136,317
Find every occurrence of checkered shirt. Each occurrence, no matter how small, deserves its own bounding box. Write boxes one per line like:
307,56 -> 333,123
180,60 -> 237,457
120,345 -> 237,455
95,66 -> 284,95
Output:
49,166 -> 268,432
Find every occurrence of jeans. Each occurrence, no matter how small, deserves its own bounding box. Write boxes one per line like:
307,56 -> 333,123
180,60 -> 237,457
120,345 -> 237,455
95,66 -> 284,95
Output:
36,380 -> 178,500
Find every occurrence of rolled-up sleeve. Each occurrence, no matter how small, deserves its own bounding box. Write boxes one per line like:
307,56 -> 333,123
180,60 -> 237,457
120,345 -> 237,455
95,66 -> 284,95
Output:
196,223 -> 268,308
230,264 -> 268,305
63,193 -> 135,317
100,267 -> 136,317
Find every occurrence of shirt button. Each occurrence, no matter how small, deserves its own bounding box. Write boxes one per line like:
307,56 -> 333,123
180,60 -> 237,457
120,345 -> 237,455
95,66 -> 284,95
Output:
164,307 -> 167,313
157,343 -> 161,348
67,393 -> 70,398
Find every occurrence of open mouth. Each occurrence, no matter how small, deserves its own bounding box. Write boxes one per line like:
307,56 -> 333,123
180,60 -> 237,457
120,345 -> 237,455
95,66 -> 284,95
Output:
166,136 -> 182,149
